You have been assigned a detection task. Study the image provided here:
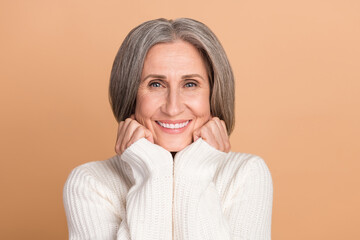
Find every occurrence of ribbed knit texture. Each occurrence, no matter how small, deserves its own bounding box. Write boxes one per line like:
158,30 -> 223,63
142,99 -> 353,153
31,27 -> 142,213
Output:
63,138 -> 273,239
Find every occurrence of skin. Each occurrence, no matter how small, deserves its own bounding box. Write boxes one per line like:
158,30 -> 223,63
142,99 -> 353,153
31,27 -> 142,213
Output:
115,40 -> 230,155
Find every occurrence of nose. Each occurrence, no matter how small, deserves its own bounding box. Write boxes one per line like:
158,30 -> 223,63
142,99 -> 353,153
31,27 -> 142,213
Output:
161,88 -> 185,116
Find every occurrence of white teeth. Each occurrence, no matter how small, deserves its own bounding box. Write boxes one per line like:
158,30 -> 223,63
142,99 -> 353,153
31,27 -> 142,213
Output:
157,120 -> 190,129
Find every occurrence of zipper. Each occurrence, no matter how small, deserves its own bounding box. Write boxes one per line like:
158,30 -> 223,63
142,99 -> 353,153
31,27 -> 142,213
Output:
172,152 -> 178,240
172,157 -> 175,240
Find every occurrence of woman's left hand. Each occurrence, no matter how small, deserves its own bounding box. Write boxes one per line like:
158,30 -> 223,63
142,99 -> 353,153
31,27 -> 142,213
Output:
192,117 -> 231,152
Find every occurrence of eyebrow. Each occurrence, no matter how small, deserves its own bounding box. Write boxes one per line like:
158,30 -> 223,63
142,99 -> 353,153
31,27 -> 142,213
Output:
143,74 -> 166,81
181,74 -> 205,80
143,74 -> 205,81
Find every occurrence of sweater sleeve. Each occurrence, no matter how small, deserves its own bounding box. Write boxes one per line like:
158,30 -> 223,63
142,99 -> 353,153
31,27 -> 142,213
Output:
173,138 -> 232,240
173,138 -> 273,240
63,162 -> 128,240
224,155 -> 273,239
120,138 -> 174,239
63,138 -> 174,240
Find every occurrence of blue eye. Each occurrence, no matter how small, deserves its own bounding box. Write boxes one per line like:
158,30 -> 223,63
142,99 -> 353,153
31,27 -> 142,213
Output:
185,82 -> 197,88
149,82 -> 161,88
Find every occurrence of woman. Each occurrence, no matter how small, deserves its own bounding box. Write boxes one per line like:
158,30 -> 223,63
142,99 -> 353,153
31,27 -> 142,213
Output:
64,18 -> 273,239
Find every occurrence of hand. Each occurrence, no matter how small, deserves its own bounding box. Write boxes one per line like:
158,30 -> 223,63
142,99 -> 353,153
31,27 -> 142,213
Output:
193,117 -> 231,152
115,115 -> 154,155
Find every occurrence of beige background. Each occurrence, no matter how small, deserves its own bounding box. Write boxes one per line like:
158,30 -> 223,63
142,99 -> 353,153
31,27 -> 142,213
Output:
1,0 -> 359,239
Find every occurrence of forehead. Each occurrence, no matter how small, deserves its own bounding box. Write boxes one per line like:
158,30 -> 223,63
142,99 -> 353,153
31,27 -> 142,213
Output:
146,40 -> 199,57
141,40 -> 208,76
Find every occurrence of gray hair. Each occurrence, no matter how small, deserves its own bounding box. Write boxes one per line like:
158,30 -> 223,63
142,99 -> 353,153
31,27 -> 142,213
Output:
109,18 -> 235,134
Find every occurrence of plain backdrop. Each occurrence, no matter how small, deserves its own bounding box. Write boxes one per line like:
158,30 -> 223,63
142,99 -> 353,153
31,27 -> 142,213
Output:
1,0 -> 359,239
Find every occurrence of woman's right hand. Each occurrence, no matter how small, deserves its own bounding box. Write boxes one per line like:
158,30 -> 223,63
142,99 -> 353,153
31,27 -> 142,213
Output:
115,115 -> 154,155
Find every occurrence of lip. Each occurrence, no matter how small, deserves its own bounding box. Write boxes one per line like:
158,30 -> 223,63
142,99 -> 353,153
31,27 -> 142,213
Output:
155,120 -> 192,134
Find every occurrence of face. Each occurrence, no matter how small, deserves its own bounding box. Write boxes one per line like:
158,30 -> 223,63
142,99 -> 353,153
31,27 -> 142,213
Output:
135,40 -> 211,152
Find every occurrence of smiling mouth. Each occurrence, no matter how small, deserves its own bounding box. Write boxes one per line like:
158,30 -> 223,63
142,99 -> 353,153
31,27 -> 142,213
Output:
156,120 -> 191,129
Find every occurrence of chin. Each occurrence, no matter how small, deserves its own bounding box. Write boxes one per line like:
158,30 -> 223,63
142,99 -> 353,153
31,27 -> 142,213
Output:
156,138 -> 192,152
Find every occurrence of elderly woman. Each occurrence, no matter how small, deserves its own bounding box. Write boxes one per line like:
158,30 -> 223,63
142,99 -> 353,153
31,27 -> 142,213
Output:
64,18 -> 273,239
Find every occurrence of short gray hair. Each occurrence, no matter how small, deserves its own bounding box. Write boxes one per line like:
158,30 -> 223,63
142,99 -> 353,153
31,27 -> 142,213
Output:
109,18 -> 235,134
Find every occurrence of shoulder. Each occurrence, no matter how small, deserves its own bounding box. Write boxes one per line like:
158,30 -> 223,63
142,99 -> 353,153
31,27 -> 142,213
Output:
225,152 -> 271,176
65,156 -> 122,185
63,157 -> 132,238
218,152 -> 271,177
214,152 -> 273,196
63,156 -> 132,203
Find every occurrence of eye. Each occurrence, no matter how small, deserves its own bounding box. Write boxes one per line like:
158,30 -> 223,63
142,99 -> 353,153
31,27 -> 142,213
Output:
184,82 -> 197,88
149,82 -> 162,88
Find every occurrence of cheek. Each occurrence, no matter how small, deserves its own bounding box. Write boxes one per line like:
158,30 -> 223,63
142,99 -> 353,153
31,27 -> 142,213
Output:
189,95 -> 211,119
135,94 -> 153,123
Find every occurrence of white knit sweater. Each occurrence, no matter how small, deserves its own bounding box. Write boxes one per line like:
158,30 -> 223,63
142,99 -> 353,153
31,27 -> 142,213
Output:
63,138 -> 273,239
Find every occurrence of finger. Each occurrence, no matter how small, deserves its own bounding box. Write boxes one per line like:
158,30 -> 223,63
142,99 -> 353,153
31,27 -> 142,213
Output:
115,121 -> 125,154
200,124 -> 221,150
213,117 -> 225,136
225,141 -> 231,152
116,121 -> 125,140
120,120 -> 142,153
193,120 -> 213,142
206,118 -> 231,151
193,116 -> 215,142
220,120 -> 228,135
193,128 -> 202,142
208,118 -> 225,151
126,126 -> 153,149
126,126 -> 145,149
117,118 -> 134,153
144,128 -> 154,143
212,117 -> 231,152
213,118 -> 228,145
219,120 -> 231,152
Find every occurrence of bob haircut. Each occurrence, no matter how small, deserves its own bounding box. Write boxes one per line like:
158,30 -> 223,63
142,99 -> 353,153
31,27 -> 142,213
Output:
109,18 -> 235,135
